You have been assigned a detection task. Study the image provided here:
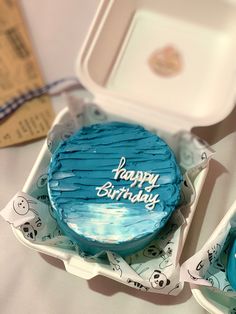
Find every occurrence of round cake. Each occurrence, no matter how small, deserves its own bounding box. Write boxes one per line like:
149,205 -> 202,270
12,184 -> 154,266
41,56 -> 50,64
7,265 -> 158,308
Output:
48,121 -> 182,256
227,238 -> 236,290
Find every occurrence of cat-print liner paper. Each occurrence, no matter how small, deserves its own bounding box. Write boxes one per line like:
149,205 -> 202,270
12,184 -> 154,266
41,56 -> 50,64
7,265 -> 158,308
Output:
181,200 -> 236,297
0,99 -> 214,295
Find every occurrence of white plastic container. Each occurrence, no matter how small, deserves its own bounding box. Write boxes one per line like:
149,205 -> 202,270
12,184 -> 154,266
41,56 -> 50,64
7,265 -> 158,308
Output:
191,200 -> 236,313
77,0 -> 236,132
75,2 -> 236,308
13,106 -> 208,280
12,0 -> 236,312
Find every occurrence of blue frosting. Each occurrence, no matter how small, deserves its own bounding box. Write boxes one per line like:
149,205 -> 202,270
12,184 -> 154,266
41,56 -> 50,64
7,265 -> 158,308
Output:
48,122 -> 182,256
227,238 -> 236,290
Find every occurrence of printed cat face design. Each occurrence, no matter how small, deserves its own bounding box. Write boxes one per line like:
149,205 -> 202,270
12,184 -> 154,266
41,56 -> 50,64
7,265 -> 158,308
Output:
13,196 -> 36,215
159,241 -> 174,269
149,270 -> 170,289
20,222 -> 37,241
37,174 -> 48,188
207,244 -> 221,265
143,242 -> 174,269
143,244 -> 163,258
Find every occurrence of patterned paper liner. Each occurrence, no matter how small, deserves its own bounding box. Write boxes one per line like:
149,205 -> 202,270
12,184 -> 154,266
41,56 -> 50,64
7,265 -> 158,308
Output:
181,200 -> 236,298
0,97 -> 215,295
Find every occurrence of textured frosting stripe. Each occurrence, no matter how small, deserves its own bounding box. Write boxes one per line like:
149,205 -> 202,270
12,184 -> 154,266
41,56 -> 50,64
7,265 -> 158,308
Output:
48,122 -> 182,244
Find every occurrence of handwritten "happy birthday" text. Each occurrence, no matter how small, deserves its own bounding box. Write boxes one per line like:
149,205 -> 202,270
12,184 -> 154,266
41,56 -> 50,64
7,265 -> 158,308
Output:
95,157 -> 160,210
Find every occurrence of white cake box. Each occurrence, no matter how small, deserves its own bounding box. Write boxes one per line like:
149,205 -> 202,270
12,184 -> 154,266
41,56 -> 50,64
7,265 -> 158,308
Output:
11,0 -> 236,312
189,200 -> 236,314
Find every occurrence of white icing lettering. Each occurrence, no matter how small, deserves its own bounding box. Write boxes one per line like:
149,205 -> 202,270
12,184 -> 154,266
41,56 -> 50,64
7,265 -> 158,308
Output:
112,157 -> 160,192
96,182 -> 112,197
96,157 -> 161,210
116,187 -> 126,200
145,194 -> 160,210
112,156 -> 126,180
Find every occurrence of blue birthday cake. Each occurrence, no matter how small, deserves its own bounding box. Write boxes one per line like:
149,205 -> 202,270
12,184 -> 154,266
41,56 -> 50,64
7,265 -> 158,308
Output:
48,122 -> 182,256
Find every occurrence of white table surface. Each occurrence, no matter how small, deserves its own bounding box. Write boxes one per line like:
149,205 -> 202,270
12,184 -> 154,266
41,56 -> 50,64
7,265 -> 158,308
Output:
0,1 -> 235,313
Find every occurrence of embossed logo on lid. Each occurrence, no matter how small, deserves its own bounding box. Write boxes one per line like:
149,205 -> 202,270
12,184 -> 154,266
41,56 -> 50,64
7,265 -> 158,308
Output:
148,45 -> 183,77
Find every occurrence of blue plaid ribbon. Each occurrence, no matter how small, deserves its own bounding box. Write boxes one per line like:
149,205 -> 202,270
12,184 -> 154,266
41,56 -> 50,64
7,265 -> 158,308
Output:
0,77 -> 82,123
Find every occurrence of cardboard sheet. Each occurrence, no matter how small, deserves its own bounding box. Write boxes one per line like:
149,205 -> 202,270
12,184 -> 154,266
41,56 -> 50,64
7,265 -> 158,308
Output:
0,0 -> 54,147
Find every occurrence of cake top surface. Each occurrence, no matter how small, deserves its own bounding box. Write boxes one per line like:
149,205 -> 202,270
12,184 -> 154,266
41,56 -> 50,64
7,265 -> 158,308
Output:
48,121 -> 182,244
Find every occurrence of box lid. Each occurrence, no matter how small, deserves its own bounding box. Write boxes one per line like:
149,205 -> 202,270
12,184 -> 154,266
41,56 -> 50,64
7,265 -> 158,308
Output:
76,0 -> 236,132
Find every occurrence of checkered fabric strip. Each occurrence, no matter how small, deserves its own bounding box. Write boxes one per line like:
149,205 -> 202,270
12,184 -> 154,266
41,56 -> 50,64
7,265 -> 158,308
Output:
0,77 -> 82,123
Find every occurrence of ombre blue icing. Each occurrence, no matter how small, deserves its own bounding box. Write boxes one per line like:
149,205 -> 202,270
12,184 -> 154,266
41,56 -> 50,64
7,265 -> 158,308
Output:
48,122 -> 182,256
227,238 -> 236,290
